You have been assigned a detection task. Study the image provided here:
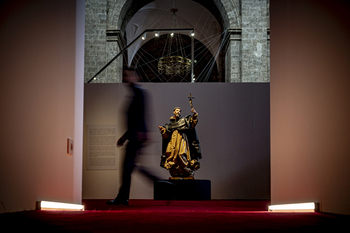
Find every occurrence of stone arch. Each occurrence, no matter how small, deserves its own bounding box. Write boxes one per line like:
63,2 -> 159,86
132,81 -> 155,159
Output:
107,0 -> 154,31
103,0 -> 239,83
85,0 -> 269,83
107,0 -> 239,33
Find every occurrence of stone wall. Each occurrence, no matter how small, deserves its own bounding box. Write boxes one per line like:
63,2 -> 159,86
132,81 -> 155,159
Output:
241,0 -> 269,82
85,0 -> 122,83
85,0 -> 270,83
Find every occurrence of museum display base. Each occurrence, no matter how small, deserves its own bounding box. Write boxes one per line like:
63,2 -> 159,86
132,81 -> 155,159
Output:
154,179 -> 211,200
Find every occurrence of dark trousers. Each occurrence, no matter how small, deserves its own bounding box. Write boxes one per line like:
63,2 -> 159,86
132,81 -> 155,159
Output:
116,141 -> 158,201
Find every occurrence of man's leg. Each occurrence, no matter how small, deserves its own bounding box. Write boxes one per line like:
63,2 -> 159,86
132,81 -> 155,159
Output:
106,141 -> 140,205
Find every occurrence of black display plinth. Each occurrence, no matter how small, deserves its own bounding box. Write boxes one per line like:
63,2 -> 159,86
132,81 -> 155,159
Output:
154,179 -> 211,200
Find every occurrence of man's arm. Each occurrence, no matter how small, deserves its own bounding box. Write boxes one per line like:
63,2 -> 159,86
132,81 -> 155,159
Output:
117,133 -> 127,147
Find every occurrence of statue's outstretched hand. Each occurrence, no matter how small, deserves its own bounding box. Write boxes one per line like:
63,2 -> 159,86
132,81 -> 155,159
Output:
158,126 -> 165,134
191,108 -> 198,116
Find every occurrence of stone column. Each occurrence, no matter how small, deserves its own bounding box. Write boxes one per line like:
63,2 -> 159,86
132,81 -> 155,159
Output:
226,29 -> 241,82
84,0 -> 108,83
105,31 -> 123,83
85,0 -> 123,83
241,0 -> 269,82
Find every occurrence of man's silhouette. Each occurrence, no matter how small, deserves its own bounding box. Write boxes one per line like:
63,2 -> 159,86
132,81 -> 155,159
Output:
106,67 -> 157,205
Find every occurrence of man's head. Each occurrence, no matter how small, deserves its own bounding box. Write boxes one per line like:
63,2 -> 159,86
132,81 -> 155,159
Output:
173,107 -> 181,118
123,66 -> 139,84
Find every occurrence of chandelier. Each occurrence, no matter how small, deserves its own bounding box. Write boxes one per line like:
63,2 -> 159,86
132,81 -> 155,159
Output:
157,3 -> 191,76
158,55 -> 191,75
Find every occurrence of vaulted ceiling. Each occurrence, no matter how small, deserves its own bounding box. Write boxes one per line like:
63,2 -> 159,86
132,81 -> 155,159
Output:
123,0 -> 224,82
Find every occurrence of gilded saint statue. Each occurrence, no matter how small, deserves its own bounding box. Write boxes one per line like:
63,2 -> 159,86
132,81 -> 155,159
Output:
158,94 -> 202,178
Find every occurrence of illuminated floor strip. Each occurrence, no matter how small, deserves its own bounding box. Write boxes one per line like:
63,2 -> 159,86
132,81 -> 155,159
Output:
268,202 -> 316,212
39,201 -> 85,211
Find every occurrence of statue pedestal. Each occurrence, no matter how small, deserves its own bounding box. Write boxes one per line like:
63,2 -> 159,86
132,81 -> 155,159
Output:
154,179 -> 211,200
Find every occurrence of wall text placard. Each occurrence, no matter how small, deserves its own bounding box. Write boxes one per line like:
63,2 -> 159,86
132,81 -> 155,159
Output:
87,125 -> 117,170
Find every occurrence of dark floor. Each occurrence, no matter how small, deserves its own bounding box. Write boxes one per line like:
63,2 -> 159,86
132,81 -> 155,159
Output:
1,200 -> 349,232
